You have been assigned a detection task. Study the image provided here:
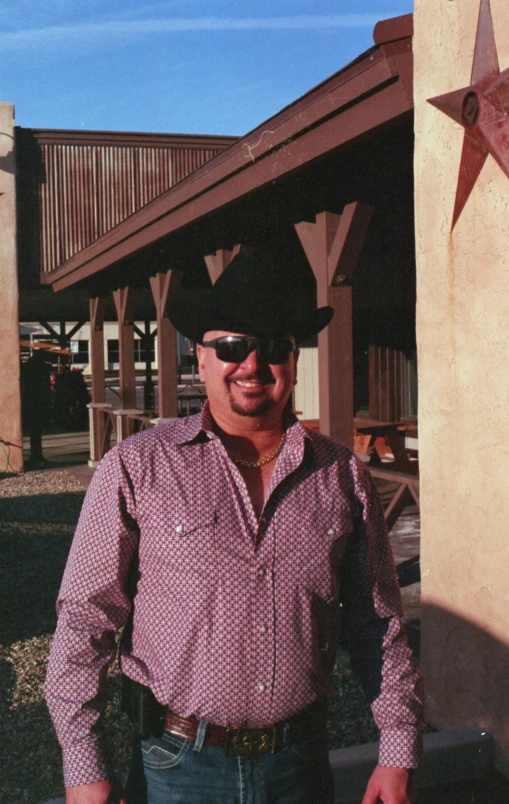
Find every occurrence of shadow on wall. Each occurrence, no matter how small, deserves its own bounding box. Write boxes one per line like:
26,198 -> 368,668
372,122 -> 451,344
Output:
421,603 -> 509,766
0,144 -> 15,174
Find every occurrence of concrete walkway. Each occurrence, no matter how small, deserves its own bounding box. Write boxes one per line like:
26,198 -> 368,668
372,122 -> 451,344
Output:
23,430 -> 94,486
23,430 -> 90,459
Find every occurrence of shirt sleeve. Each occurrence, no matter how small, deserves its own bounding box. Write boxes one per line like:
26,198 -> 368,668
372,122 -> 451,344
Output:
339,458 -> 424,769
45,447 -> 139,788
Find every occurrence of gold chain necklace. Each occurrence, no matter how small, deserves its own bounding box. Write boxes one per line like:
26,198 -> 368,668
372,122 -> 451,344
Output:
229,433 -> 286,469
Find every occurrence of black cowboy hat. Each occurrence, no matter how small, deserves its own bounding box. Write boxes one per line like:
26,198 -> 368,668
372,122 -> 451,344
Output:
167,253 -> 333,344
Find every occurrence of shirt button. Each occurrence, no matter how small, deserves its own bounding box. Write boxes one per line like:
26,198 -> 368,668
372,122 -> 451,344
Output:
327,528 -> 335,535
259,625 -> 267,634
257,567 -> 266,577
175,524 -> 183,533
258,683 -> 267,692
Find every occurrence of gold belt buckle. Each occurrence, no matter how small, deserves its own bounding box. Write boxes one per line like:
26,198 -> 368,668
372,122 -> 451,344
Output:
225,726 -> 277,756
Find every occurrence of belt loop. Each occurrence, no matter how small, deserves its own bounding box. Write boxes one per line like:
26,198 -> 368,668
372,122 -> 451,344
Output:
193,719 -> 208,753
283,721 -> 290,748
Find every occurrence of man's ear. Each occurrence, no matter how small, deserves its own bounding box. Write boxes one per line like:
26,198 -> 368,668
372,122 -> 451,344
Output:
293,348 -> 300,386
196,344 -> 206,382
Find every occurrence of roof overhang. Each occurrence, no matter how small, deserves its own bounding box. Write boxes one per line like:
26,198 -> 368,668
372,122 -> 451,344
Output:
44,14 -> 413,293
17,127 -> 237,149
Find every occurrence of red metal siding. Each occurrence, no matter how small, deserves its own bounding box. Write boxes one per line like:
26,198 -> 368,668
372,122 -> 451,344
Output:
369,344 -> 403,421
171,147 -> 219,185
16,129 -> 236,281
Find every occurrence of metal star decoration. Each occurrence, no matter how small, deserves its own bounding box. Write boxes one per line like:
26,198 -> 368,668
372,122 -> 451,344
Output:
428,0 -> 509,230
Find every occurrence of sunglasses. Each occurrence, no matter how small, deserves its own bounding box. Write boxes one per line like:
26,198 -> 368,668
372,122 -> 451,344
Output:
202,335 -> 295,365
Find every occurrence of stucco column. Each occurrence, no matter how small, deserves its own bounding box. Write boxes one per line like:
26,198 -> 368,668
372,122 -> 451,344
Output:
415,0 -> 509,767
0,104 -> 23,472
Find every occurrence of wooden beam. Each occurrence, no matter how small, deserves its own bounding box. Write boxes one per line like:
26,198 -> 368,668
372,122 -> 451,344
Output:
39,320 -> 60,342
149,270 -> 181,418
295,204 -> 373,447
204,245 -> 242,284
328,203 -> 374,284
113,286 -> 137,414
67,320 -> 86,341
384,482 -> 414,532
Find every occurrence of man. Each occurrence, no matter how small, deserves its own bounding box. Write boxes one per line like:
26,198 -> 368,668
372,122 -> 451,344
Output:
46,253 -> 423,804
21,348 -> 53,468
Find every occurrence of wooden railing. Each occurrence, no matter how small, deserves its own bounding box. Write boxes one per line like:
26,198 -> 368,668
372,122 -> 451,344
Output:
300,417 -> 419,532
368,466 -> 419,531
125,412 -> 155,434
88,404 -> 117,466
88,405 -> 155,465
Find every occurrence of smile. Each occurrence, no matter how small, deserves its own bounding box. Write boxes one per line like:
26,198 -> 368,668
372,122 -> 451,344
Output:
234,380 -> 264,388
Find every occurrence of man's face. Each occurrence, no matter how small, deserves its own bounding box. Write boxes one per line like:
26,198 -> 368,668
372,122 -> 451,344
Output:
197,331 -> 298,427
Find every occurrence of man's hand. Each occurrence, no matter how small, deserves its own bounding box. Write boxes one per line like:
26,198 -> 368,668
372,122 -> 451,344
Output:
65,780 -> 127,804
361,765 -> 417,804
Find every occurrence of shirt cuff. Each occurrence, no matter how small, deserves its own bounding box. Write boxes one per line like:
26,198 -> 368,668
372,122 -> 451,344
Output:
62,737 -> 110,788
378,726 -> 424,769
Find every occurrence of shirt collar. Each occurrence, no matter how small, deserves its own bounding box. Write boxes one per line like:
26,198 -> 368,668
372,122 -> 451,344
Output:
174,401 -> 315,456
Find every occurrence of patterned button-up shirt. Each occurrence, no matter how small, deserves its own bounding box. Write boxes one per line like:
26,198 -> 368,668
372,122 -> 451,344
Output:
45,405 -> 423,788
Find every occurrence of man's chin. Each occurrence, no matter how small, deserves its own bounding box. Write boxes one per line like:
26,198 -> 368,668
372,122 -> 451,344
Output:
229,398 -> 273,417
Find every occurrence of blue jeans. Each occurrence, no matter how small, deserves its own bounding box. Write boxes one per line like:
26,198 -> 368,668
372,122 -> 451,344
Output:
125,719 -> 334,803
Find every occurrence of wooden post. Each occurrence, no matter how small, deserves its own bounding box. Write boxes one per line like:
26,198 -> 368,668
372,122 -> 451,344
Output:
88,296 -> 108,463
133,320 -> 156,412
143,320 -> 155,411
113,286 -> 137,438
90,297 -> 107,404
150,271 -> 181,420
295,203 -> 373,447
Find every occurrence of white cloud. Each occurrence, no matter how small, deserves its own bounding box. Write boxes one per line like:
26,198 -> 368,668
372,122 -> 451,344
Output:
0,14 -> 392,52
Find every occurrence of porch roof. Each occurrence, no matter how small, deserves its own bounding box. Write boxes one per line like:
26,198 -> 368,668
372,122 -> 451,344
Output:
43,13 -> 414,294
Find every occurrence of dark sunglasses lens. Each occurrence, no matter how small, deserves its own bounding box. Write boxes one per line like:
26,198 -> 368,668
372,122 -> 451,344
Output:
212,337 -> 293,364
255,339 -> 273,362
267,341 -> 292,364
216,338 -> 249,363
256,339 -> 293,366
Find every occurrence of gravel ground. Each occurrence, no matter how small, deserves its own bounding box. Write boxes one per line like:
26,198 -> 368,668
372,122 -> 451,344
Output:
1,467 -> 381,804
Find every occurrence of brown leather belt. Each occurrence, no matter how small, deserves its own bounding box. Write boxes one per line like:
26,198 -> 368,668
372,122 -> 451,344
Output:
164,702 -> 325,757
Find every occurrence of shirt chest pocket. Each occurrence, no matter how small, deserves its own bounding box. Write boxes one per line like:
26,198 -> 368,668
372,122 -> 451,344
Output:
292,509 -> 352,603
162,513 -> 219,579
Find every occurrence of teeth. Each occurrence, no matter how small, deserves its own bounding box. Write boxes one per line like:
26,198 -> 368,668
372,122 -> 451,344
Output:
235,381 -> 261,387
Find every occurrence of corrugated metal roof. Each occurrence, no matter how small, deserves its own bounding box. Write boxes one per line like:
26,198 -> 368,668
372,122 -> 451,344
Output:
16,128 -> 237,282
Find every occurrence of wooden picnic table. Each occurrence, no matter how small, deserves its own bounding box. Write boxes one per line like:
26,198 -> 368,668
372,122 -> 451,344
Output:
354,417 -> 417,474
299,416 -> 418,474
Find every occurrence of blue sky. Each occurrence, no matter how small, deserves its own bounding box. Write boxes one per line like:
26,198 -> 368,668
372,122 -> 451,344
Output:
1,0 -> 413,136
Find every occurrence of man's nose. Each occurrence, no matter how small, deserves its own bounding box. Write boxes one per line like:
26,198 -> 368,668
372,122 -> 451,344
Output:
240,345 -> 266,370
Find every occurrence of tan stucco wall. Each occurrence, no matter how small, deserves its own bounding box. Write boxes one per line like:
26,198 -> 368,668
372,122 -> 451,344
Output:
414,0 -> 509,762
0,103 -> 23,472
